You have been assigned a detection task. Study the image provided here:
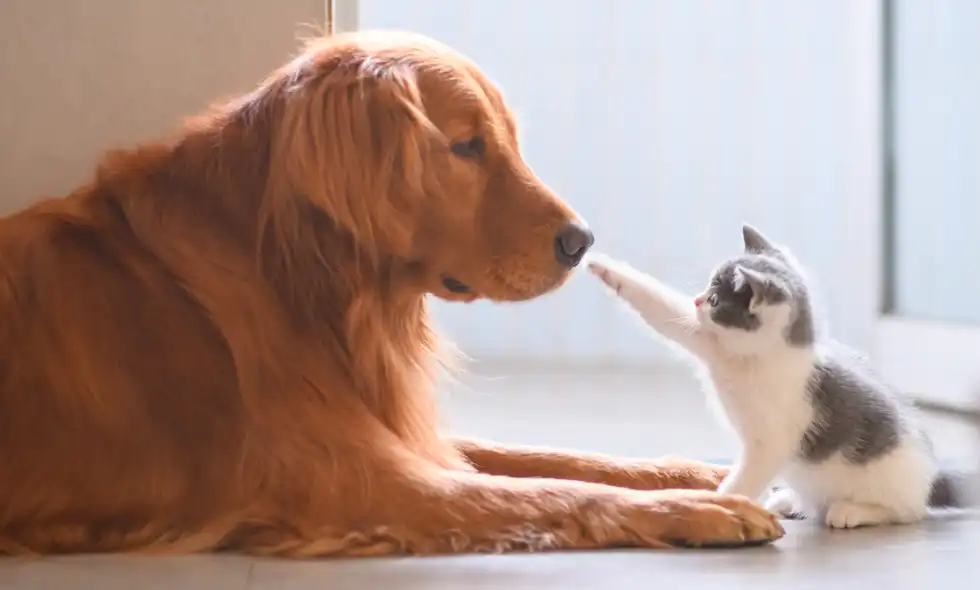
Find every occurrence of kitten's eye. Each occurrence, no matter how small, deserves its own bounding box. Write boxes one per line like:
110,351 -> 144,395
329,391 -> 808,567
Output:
708,294 -> 719,307
450,137 -> 486,159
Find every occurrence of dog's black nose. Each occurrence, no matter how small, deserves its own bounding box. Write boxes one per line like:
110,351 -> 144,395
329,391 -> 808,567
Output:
554,222 -> 594,268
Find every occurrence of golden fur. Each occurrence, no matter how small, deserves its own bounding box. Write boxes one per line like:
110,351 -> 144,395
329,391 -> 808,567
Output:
0,31 -> 782,556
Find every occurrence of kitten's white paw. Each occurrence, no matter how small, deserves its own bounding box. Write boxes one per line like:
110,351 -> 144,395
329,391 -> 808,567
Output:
825,501 -> 891,529
715,475 -> 753,499
764,488 -> 802,518
715,476 -> 735,496
585,253 -> 627,293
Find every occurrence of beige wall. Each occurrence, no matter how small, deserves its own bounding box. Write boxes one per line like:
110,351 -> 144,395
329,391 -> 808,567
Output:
0,0 -> 326,211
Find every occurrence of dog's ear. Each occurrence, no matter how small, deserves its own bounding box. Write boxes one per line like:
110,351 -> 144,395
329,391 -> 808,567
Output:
270,52 -> 440,258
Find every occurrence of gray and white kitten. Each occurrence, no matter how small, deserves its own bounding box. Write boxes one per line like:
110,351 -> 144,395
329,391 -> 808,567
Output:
588,224 -> 971,528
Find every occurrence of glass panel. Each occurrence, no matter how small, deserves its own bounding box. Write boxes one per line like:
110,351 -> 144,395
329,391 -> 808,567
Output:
891,0 -> 980,324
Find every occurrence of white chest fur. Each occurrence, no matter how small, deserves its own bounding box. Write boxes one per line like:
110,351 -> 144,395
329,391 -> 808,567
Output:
698,347 -> 815,450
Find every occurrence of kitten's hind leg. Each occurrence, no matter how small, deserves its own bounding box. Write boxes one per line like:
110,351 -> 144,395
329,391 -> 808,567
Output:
824,501 -> 923,529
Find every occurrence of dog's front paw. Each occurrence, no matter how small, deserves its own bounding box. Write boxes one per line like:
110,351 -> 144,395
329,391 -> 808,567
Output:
635,490 -> 785,548
657,458 -> 728,491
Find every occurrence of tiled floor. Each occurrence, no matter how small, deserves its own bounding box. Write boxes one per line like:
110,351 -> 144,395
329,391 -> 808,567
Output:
1,367 -> 978,589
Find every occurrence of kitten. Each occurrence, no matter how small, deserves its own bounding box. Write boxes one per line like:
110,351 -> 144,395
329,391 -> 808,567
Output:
587,223 -> 971,528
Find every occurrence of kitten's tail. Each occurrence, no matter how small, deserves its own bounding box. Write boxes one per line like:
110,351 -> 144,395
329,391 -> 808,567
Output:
929,469 -> 978,508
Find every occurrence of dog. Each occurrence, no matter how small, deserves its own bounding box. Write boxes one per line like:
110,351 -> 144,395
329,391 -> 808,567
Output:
0,31 -> 783,556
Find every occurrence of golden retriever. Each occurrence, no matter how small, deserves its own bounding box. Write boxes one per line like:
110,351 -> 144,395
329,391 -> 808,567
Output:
0,31 -> 783,556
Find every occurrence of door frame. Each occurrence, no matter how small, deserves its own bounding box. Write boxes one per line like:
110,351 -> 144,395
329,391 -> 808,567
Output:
329,0 -> 359,33
874,0 -> 980,411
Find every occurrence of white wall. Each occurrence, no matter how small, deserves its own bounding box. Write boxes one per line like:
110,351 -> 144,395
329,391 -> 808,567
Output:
354,0 -> 883,366
0,0 -> 325,210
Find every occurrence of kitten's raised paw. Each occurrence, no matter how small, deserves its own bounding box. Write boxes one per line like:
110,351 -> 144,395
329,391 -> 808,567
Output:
586,254 -> 625,293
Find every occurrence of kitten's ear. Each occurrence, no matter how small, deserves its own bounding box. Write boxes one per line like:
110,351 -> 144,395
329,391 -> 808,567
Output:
733,265 -> 787,310
732,266 -> 765,295
742,223 -> 778,254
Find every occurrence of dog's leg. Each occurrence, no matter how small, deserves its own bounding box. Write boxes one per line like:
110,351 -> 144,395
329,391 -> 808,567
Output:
235,459 -> 782,557
451,438 -> 728,491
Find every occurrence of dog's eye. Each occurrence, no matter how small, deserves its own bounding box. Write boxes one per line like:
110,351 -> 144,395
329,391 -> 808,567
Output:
450,137 -> 486,159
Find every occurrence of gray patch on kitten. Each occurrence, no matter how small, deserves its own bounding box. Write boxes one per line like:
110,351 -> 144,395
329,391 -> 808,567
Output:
706,225 -> 814,346
800,348 -> 904,464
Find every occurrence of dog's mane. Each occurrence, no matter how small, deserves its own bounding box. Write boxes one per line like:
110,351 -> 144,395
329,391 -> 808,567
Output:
87,40 -> 456,465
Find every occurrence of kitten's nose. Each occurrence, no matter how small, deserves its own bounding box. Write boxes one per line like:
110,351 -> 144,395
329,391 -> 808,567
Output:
555,222 -> 594,268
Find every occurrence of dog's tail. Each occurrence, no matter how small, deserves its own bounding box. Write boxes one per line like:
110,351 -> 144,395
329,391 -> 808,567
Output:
929,469 -> 978,508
